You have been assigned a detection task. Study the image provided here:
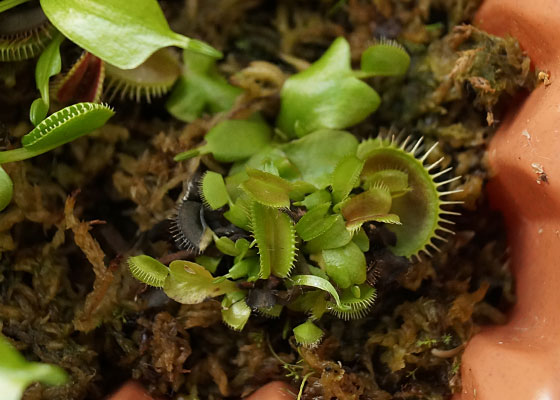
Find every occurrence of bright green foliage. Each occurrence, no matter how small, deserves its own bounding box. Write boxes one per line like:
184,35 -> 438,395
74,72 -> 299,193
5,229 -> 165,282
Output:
221,292 -> 251,331
0,103 -> 114,164
360,40 -> 410,77
0,166 -> 13,212
128,255 -> 169,287
174,118 -> 272,162
294,190 -> 331,210
331,155 -> 364,204
251,201 -> 296,278
293,320 -> 324,348
290,275 -> 347,310
200,171 -> 230,210
0,334 -> 68,400
276,37 -> 381,137
166,51 -> 242,122
163,260 -> 236,304
241,168 -> 293,208
30,32 -> 64,125
195,255 -> 221,274
352,228 -> 369,252
281,129 -> 358,188
39,0 -> 221,70
222,257 -> 259,281
305,214 -> 352,253
322,241 -> 366,288
295,203 -> 337,241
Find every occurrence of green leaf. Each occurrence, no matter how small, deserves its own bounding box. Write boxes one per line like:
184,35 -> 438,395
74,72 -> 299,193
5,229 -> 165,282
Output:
295,203 -> 338,241
352,228 -> 370,252
31,31 -> 64,125
195,255 -> 221,274
214,236 -> 238,257
0,103 -> 114,164
277,37 -> 380,137
39,0 -> 221,69
0,166 -> 13,212
0,334 -> 67,400
293,320 -> 324,347
241,168 -> 293,208
175,119 -> 272,163
305,214 -> 352,253
290,275 -> 346,310
288,180 -> 317,201
240,146 -> 300,181
166,51 -> 242,122
251,202 -> 296,279
224,257 -> 259,280
221,293 -> 251,331
200,171 -> 230,210
322,242 -> 366,289
331,155 -> 364,204
224,196 -> 251,230
127,255 -> 169,287
360,41 -> 410,77
163,260 -> 236,304
281,129 -> 359,189
29,99 -> 49,127
294,189 -> 332,210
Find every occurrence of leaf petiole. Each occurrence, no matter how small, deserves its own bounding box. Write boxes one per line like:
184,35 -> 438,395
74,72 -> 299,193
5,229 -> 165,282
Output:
0,0 -> 29,13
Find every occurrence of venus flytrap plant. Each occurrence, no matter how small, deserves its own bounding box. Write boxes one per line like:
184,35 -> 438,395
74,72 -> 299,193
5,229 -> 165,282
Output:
127,37 -> 462,348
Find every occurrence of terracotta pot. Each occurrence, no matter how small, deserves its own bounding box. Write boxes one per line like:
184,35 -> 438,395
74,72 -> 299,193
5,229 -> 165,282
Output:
106,381 -> 154,400
456,0 -> 560,399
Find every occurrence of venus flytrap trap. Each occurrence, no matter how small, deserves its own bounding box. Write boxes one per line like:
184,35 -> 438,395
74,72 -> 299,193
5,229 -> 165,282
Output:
0,103 -> 114,164
0,3 -> 57,62
52,51 -> 105,105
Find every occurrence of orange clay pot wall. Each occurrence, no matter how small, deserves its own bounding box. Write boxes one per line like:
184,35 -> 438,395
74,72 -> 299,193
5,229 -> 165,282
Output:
456,0 -> 560,399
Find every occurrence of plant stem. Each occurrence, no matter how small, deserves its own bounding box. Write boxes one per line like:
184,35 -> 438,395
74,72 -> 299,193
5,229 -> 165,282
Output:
0,0 -> 30,13
0,148 -> 38,164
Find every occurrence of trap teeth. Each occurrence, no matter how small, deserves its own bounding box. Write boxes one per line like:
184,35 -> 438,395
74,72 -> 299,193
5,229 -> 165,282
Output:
171,199 -> 211,253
